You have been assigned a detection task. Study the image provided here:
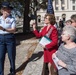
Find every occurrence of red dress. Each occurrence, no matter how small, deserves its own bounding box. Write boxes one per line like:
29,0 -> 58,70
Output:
33,25 -> 58,64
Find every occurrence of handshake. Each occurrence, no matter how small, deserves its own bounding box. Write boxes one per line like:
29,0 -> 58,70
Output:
30,19 -> 36,26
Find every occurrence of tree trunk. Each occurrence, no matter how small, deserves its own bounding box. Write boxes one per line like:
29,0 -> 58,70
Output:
23,0 -> 30,33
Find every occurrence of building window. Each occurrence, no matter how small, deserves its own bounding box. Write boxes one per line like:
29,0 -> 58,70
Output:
56,16 -> 59,20
72,0 -> 75,4
72,6 -> 75,10
55,0 -> 58,5
37,15 -> 41,23
62,7 -> 64,10
55,7 -> 58,10
61,0 -> 65,4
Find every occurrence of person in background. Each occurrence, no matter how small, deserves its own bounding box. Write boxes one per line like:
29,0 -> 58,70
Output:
32,13 -> 58,75
64,19 -> 72,26
70,14 -> 76,43
0,2 -> 16,75
59,19 -> 64,30
52,25 -> 76,75
71,14 -> 76,28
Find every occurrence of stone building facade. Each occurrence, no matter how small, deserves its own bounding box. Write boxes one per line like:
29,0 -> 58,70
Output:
37,0 -> 76,24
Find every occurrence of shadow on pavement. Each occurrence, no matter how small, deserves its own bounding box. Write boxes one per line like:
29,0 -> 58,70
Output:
15,32 -> 35,46
16,51 -> 43,73
15,60 -> 29,73
29,51 -> 43,61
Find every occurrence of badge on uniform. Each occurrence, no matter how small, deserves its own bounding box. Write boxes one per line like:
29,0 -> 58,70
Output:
6,20 -> 11,24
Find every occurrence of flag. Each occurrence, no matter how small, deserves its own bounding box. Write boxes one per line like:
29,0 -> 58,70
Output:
47,0 -> 54,14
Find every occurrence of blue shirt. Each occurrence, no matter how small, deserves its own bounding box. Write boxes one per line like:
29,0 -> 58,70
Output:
0,15 -> 16,34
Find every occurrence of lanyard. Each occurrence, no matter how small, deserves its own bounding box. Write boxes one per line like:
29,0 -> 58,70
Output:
45,27 -> 53,38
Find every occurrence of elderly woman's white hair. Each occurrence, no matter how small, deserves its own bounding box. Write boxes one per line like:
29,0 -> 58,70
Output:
63,25 -> 76,41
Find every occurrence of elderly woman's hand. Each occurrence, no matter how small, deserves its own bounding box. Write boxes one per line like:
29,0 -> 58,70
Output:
58,60 -> 67,68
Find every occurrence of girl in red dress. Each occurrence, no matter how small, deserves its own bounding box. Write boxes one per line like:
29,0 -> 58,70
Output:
32,13 -> 58,75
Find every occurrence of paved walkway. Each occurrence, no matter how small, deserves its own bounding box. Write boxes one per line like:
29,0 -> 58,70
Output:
22,44 -> 43,75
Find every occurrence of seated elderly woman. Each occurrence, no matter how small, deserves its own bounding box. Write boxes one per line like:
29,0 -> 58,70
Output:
52,25 -> 76,75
